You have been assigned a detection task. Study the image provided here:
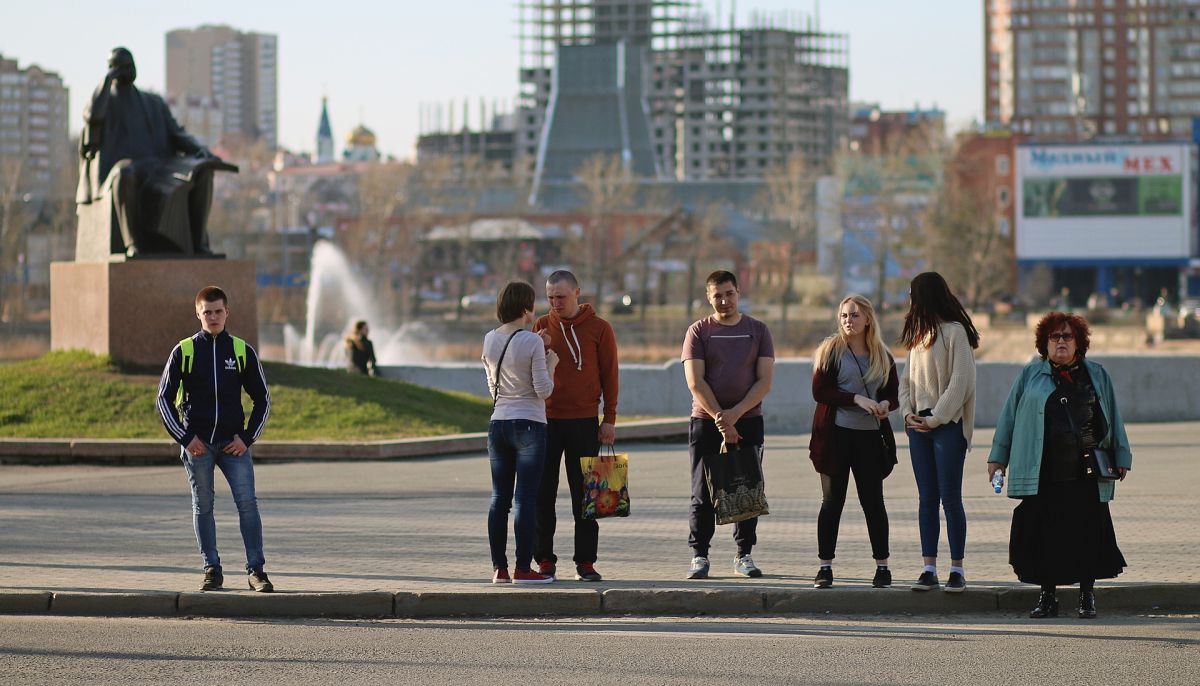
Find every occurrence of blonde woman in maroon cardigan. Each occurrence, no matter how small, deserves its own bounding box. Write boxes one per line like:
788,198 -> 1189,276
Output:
808,294 -> 899,589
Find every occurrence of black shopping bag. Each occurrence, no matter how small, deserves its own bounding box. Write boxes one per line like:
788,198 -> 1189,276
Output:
702,442 -> 769,525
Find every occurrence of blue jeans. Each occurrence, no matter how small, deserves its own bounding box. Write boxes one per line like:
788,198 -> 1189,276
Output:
488,419 -> 547,571
907,420 -> 968,560
180,440 -> 265,573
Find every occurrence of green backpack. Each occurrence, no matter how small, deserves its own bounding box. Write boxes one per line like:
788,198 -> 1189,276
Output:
175,335 -> 247,408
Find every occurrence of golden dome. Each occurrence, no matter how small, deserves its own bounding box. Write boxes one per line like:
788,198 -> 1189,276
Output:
346,124 -> 376,147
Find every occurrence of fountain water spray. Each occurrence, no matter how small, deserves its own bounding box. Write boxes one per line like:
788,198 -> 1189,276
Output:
284,240 -> 435,367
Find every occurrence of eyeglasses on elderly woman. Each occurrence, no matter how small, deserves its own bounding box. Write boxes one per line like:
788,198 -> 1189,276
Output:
1048,333 -> 1074,342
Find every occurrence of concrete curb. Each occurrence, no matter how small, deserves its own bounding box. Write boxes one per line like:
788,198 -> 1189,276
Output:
50,592 -> 178,616
603,588 -> 764,615
399,590 -> 603,617
0,419 -> 689,465
995,583 -> 1199,613
2,585 -> 1196,619
177,591 -> 395,618
0,591 -> 51,613
765,587 -> 998,614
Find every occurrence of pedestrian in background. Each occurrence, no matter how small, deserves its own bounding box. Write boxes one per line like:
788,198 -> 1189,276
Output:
345,320 -> 377,376
482,282 -> 559,585
898,272 -> 978,593
808,295 -> 898,589
988,312 -> 1130,619
533,270 -> 619,582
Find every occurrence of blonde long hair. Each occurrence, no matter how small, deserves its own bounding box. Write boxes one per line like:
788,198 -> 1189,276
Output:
814,294 -> 891,386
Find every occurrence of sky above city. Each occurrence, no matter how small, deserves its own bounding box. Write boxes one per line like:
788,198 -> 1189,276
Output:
1,0 -> 983,160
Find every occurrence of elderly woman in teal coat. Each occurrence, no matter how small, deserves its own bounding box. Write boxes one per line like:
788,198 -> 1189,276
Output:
987,312 -> 1131,620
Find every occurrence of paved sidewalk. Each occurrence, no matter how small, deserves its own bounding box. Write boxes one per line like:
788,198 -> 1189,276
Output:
1,423 -> 1197,616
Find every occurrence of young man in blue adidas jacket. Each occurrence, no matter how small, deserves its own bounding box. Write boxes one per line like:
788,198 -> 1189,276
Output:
157,285 -> 273,592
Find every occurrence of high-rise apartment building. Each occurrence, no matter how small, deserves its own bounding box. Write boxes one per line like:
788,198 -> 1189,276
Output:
0,53 -> 69,197
515,1 -> 848,180
166,25 -> 278,148
165,95 -> 224,148
985,0 -> 1200,139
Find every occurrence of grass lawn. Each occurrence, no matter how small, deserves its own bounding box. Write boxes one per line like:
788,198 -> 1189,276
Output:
0,351 -> 495,441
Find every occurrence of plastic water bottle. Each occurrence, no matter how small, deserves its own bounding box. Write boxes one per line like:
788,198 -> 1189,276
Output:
991,470 -> 1005,494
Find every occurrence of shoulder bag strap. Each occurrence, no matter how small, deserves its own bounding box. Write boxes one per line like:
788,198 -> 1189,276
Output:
849,351 -> 882,429
489,329 -> 522,408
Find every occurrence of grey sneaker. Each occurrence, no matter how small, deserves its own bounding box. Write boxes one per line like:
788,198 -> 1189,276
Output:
734,554 -> 763,578
687,556 -> 710,579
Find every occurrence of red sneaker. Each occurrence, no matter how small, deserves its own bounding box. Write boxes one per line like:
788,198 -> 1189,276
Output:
513,569 -> 554,585
492,568 -> 511,584
537,560 -> 556,579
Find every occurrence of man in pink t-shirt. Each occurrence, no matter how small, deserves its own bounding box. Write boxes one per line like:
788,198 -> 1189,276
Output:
681,270 -> 775,580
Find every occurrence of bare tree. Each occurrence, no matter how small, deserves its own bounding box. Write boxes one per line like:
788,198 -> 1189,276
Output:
449,155 -> 489,320
759,153 -> 820,327
923,145 -> 1014,309
836,132 -> 943,309
0,155 -> 30,323
207,137 -> 274,258
342,161 -> 415,321
682,202 -> 728,321
576,153 -> 636,309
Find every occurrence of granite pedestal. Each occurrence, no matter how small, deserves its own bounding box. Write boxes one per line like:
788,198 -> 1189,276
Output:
50,259 -> 258,367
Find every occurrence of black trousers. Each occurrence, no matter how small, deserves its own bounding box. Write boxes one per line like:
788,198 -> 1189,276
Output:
534,417 -> 600,565
689,415 -> 764,558
817,426 -> 890,562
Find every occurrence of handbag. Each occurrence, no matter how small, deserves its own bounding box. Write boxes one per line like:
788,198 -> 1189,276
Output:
579,444 -> 631,520
1059,396 -> 1121,482
1088,446 -> 1121,482
702,442 -> 769,525
879,423 -> 897,479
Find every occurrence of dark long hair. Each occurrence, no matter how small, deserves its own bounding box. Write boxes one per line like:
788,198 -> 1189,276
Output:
898,272 -> 980,350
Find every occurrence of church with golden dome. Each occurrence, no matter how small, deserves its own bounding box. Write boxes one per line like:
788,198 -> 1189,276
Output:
344,123 -> 380,162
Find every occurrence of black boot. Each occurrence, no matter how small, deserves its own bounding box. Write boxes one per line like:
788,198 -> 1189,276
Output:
1078,589 -> 1097,619
1029,590 -> 1059,618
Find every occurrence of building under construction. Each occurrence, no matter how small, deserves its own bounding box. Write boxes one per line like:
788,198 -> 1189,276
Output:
514,0 -> 849,183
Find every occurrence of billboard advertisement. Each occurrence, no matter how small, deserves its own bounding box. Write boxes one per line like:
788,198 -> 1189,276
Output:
1015,143 -> 1194,261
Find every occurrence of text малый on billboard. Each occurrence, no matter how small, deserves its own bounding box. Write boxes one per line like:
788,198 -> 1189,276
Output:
1022,144 -> 1185,178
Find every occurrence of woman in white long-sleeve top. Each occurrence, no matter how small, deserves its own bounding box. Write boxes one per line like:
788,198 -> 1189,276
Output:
897,272 -> 979,593
482,281 -> 559,585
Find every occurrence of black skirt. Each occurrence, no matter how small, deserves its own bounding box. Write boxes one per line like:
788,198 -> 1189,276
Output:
1009,477 -> 1126,586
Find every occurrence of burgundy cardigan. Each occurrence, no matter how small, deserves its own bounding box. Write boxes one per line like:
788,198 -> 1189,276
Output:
808,353 -> 900,477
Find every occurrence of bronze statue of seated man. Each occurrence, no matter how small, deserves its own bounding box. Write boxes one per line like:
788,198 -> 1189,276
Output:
76,47 -> 236,260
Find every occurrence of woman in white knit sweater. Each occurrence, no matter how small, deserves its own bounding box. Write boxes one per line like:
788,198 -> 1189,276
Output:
898,272 -> 979,593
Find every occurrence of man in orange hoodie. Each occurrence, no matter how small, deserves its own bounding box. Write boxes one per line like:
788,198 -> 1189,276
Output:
533,270 -> 620,581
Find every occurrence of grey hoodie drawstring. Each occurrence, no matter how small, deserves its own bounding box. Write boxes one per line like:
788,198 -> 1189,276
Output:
559,321 -> 583,371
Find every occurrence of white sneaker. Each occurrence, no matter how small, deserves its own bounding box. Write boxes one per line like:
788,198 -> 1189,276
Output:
734,554 -> 763,578
687,556 -> 710,579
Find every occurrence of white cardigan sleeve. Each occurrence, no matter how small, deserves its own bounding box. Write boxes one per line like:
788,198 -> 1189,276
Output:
926,324 -> 976,429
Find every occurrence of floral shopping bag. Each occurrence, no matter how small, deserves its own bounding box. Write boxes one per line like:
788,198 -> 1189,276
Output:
580,447 -> 631,520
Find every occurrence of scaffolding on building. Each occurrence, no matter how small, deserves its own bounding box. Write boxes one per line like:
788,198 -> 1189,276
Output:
514,1 -> 850,181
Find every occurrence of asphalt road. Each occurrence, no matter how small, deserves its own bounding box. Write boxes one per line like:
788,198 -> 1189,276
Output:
1,614 -> 1197,685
